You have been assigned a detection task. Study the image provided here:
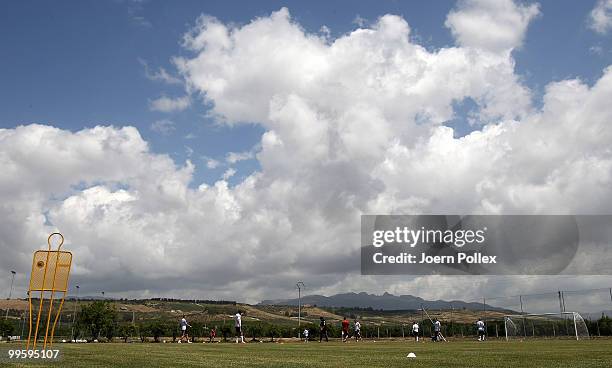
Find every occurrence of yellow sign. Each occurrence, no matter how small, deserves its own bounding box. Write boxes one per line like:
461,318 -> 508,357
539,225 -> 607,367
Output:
27,232 -> 73,349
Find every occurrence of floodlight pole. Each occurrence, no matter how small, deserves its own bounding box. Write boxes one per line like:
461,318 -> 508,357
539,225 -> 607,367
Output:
5,271 -> 16,320
21,310 -> 26,339
71,285 -> 79,340
296,281 -> 305,339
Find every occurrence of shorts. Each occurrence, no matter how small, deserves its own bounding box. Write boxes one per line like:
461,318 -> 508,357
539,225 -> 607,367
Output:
235,326 -> 242,335
412,331 -> 419,336
478,329 -> 485,336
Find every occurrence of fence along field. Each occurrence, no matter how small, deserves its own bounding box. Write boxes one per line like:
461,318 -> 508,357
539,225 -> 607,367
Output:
1,286 -> 611,343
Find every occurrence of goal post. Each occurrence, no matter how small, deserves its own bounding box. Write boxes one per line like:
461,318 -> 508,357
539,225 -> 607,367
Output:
504,312 -> 589,341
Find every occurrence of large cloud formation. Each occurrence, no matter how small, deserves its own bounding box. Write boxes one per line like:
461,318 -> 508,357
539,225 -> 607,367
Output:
1,0 -> 612,304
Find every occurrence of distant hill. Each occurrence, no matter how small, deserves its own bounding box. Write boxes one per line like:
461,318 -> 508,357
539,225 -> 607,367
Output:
259,292 -> 504,311
581,310 -> 612,320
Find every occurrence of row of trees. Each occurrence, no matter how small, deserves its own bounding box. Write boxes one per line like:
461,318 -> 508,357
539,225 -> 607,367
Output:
69,308 -> 612,341
3,303 -> 612,341
71,301 -> 309,342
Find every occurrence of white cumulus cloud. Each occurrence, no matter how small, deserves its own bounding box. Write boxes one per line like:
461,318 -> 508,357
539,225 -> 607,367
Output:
150,119 -> 175,135
589,0 -> 612,34
2,3 -> 612,303
149,95 -> 190,112
445,0 -> 540,53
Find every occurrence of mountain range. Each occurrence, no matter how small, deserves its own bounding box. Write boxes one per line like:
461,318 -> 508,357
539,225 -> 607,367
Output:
259,292 -> 505,311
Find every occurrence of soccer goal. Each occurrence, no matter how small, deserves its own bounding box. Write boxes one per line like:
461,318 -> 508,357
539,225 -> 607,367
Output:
504,312 -> 589,340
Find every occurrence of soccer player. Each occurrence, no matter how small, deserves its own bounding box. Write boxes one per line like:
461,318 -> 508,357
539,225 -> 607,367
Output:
209,326 -> 217,343
303,328 -> 309,343
179,315 -> 191,343
354,320 -> 361,341
234,311 -> 245,343
476,318 -> 486,341
412,321 -> 419,342
433,319 -> 442,342
319,317 -> 328,342
341,316 -> 350,342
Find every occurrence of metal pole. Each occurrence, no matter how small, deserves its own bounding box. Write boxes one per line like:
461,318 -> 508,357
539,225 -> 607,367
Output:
561,291 -> 568,335
21,312 -> 26,340
573,313 -> 578,341
420,303 -> 424,337
504,318 -> 508,341
71,285 -> 79,340
296,281 -> 304,339
520,295 -> 526,338
5,271 -> 16,320
561,291 -> 566,313
483,297 -> 487,338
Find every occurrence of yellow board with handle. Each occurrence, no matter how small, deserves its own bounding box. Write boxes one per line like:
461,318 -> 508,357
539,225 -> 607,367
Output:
27,232 -> 73,349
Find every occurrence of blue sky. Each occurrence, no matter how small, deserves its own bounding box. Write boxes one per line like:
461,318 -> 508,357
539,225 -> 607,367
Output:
1,0 -> 612,302
1,0 -> 610,186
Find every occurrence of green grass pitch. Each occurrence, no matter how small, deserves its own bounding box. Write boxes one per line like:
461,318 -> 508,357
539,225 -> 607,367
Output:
4,339 -> 612,367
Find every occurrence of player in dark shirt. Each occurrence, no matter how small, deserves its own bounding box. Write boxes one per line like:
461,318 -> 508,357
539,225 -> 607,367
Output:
319,317 -> 329,342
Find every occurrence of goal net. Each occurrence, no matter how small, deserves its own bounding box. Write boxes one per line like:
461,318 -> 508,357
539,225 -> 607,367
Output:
504,312 -> 589,340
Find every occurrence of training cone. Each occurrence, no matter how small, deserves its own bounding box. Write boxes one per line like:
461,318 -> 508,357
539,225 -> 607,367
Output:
407,352 -> 416,358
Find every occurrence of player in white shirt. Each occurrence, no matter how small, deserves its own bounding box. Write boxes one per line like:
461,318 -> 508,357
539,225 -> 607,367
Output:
303,328 -> 309,343
179,315 -> 191,343
354,320 -> 361,341
412,321 -> 419,342
476,318 -> 486,341
433,319 -> 441,342
234,312 -> 245,343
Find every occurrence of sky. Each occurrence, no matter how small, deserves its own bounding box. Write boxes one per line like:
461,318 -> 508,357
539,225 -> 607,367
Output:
1,0 -> 612,307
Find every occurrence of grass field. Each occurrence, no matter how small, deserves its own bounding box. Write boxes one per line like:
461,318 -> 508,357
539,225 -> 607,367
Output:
3,339 -> 612,368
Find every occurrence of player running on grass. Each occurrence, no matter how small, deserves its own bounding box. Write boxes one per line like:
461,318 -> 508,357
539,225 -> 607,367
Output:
234,311 -> 245,343
179,315 -> 192,343
209,326 -> 217,343
341,317 -> 350,342
476,318 -> 486,341
412,321 -> 419,342
433,319 -> 442,342
354,320 -> 361,341
303,328 -> 309,343
319,317 -> 328,342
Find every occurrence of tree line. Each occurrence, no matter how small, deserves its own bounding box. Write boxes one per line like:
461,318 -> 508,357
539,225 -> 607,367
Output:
2,302 -> 612,341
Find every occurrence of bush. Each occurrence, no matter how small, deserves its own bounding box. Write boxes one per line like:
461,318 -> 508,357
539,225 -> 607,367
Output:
147,320 -> 170,342
0,319 -> 15,339
118,324 -> 136,342
78,301 -> 117,341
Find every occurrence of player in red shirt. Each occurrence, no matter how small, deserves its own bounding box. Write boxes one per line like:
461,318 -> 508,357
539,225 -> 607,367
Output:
341,317 -> 350,342
208,326 -> 217,343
